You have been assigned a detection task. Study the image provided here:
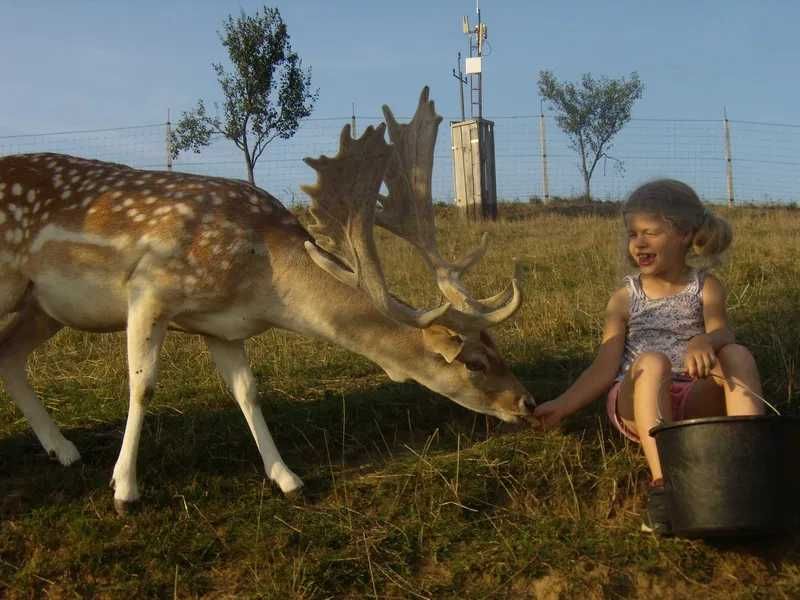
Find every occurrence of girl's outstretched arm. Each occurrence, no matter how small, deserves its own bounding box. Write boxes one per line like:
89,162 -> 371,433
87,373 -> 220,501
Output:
684,273 -> 736,379
534,287 -> 628,429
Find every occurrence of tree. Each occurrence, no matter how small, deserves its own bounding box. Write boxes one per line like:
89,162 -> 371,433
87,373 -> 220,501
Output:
171,6 -> 318,185
538,70 -> 643,201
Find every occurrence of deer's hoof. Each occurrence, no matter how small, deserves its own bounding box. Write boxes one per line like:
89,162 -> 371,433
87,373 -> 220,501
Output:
47,439 -> 81,466
113,498 -> 140,516
283,483 -> 306,503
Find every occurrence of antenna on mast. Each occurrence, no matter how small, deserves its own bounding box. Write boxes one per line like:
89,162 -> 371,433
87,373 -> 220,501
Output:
461,3 -> 487,118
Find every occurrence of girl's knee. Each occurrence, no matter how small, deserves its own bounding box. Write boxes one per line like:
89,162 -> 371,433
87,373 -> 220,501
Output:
718,344 -> 757,370
632,352 -> 672,376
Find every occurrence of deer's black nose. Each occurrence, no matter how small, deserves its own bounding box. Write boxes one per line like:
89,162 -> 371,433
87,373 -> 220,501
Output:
519,394 -> 537,413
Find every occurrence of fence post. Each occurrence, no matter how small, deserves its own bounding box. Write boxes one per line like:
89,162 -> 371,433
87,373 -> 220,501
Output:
538,104 -> 550,202
723,109 -> 734,207
166,109 -> 173,171
351,103 -> 357,138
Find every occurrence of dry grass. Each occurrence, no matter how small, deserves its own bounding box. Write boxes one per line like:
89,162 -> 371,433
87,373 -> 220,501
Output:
1,203 -> 799,598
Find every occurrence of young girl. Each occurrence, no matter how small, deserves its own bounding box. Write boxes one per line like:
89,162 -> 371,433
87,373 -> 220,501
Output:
533,179 -> 764,534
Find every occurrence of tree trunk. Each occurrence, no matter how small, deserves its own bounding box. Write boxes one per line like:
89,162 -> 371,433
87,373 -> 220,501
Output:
577,137 -> 592,202
245,154 -> 255,185
579,151 -> 591,201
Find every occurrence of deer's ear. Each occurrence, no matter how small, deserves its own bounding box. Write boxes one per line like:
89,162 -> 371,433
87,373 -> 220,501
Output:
422,325 -> 464,363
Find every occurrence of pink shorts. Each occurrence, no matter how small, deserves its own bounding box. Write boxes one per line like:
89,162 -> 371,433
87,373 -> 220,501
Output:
606,379 -> 696,443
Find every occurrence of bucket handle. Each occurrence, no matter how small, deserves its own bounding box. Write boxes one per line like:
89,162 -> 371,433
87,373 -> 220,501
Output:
708,372 -> 781,416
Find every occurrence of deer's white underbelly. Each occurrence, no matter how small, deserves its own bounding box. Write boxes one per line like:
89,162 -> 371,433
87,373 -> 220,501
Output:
33,270 -> 128,331
172,304 -> 272,341
33,272 -> 271,339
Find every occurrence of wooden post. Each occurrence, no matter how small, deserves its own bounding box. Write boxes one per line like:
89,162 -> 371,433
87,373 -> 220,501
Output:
538,109 -> 550,202
723,109 -> 734,207
165,109 -> 173,171
481,119 -> 497,219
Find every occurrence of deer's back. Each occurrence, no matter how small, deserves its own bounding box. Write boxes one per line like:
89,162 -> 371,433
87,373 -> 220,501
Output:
0,153 -> 310,333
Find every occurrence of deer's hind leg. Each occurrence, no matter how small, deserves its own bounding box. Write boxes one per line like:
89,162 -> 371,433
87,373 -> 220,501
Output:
0,302 -> 76,465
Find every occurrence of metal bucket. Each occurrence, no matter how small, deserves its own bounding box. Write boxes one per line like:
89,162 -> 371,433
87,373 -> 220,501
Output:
650,415 -> 800,538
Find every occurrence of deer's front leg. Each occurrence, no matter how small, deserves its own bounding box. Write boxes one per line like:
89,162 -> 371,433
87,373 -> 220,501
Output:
111,291 -> 168,514
204,336 -> 303,495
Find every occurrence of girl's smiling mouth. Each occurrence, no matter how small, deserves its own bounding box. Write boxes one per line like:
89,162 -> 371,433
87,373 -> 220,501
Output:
637,253 -> 656,266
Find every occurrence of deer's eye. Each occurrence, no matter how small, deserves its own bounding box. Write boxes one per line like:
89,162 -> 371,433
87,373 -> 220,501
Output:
464,360 -> 487,372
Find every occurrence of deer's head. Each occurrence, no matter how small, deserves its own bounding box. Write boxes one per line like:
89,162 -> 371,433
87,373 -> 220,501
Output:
301,88 -> 536,423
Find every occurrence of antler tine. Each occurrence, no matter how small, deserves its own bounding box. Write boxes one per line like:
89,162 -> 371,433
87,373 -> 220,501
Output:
433,259 -> 523,331
432,234 -> 521,310
302,122 -> 451,329
377,87 -> 523,331
436,279 -> 523,331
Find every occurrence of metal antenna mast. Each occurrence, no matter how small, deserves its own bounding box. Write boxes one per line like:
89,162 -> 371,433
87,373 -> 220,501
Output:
462,1 -> 487,118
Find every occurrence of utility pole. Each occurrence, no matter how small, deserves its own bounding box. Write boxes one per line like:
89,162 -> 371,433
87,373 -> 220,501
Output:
452,51 -> 467,121
351,102 -> 357,138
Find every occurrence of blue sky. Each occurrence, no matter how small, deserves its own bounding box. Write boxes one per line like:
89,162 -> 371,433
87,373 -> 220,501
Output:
2,0 -> 798,133
2,1 -> 799,203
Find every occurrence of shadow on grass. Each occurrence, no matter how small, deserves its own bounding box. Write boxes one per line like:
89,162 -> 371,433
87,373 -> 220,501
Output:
0,378 -> 517,519
4,344 -> 799,571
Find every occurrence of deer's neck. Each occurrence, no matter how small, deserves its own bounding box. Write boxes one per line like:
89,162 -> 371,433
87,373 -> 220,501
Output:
270,249 -> 422,382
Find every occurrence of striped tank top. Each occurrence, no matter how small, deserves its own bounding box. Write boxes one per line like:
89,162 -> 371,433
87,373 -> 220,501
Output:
617,269 -> 706,381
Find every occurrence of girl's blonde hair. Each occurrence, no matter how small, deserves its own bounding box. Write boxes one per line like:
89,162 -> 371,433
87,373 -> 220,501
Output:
622,179 -> 732,268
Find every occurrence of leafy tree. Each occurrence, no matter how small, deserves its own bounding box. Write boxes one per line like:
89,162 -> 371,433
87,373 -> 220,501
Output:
538,71 -> 643,201
171,6 -> 318,185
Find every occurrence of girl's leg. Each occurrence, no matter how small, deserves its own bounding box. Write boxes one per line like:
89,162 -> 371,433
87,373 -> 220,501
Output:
716,344 -> 765,415
616,352 -> 673,481
681,344 -> 763,418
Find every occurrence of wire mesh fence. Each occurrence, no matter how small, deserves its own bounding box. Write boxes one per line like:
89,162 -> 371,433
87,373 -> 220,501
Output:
2,114 -> 799,205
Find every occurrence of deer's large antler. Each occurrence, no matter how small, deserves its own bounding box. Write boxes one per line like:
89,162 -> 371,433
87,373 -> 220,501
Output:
302,124 -> 450,328
378,87 -> 522,331
303,87 -> 521,333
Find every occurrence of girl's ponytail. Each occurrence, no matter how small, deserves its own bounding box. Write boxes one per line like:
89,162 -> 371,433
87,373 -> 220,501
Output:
691,211 -> 732,264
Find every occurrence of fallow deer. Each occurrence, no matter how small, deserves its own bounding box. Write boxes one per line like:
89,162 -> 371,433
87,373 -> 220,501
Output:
0,88 -> 535,513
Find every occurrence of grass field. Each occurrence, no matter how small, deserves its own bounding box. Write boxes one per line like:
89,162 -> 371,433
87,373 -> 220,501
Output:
2,203 -> 800,599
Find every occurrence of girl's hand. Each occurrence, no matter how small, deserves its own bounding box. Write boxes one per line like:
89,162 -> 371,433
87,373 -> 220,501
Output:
532,397 -> 569,430
685,334 -> 716,379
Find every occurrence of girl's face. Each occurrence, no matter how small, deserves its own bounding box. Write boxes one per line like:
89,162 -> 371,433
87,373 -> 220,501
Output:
625,212 -> 691,277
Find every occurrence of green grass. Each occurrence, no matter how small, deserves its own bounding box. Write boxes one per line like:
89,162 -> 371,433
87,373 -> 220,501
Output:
2,204 -> 800,598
